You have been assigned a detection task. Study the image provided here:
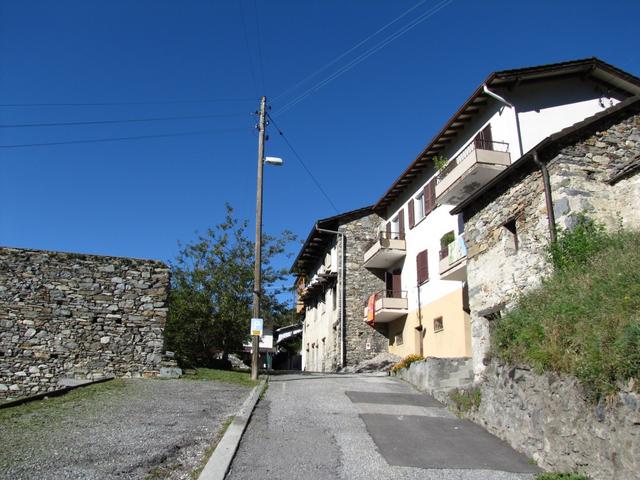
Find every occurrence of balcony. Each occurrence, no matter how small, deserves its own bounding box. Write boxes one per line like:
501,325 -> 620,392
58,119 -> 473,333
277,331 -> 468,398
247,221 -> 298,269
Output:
435,140 -> 511,206
363,290 -> 408,324
439,236 -> 467,282
363,232 -> 406,269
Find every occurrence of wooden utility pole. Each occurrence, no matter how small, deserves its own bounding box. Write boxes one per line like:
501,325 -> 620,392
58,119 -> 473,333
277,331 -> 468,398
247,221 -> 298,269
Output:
251,96 -> 267,381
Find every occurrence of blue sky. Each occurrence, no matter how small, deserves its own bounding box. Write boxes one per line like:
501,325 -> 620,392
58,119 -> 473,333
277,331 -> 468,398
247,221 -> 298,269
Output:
1,1 -> 638,291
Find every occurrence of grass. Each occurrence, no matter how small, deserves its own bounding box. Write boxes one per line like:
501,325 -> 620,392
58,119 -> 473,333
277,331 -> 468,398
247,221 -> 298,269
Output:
190,415 -> 235,479
492,222 -> 640,400
183,368 -> 258,387
535,474 -> 589,480
450,388 -> 481,415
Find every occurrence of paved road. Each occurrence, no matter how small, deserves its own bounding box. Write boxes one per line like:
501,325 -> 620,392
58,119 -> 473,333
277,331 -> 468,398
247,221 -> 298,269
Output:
227,373 -> 539,480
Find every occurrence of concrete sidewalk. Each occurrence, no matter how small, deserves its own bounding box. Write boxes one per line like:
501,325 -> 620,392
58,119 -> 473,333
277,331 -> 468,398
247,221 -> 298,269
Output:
226,373 -> 539,480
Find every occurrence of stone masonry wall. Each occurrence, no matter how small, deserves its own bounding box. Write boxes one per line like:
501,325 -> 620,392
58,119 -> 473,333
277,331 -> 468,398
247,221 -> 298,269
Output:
464,166 -> 551,378
464,110 -> 640,379
339,213 -> 387,366
466,361 -> 639,480
0,247 -> 170,398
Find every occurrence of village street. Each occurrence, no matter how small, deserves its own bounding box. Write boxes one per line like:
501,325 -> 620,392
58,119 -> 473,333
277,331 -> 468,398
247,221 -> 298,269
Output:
226,373 -> 539,480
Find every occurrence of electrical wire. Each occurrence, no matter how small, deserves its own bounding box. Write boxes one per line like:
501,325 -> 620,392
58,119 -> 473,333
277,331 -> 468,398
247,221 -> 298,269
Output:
267,113 -> 339,214
0,126 -> 251,149
0,112 -> 247,129
272,0 -> 430,103
239,0 -> 260,98
0,98 -> 255,107
274,0 -> 453,117
253,0 -> 267,94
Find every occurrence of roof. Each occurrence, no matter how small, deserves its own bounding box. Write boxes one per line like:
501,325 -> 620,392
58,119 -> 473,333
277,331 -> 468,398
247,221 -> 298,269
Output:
450,95 -> 640,217
374,57 -> 640,212
290,205 -> 374,275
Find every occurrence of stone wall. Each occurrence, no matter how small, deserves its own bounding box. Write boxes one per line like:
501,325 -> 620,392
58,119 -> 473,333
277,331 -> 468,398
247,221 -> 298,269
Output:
0,247 -> 170,398
464,109 -> 640,379
394,357 -> 473,394
339,213 -> 388,366
464,362 -> 639,480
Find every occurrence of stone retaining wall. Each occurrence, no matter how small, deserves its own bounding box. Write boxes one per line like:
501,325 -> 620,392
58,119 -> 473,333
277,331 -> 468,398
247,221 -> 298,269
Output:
0,247 -> 170,398
464,362 -> 639,480
394,357 -> 473,395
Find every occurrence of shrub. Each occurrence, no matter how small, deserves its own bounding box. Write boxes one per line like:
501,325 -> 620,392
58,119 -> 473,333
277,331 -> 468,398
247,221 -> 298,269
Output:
391,354 -> 424,373
492,228 -> 640,400
536,473 -> 589,480
450,388 -> 481,414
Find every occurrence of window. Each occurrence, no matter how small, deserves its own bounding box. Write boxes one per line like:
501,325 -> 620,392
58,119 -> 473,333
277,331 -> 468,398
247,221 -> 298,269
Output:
332,286 -> 337,311
415,193 -> 425,221
503,218 -> 519,252
416,249 -> 429,285
423,181 -> 436,215
389,209 -> 405,239
434,316 -> 444,332
394,333 -> 403,346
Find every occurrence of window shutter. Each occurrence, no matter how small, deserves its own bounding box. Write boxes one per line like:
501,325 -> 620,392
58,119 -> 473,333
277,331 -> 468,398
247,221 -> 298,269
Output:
423,185 -> 429,214
408,199 -> 415,229
398,209 -> 405,239
385,222 -> 391,239
416,249 -> 429,284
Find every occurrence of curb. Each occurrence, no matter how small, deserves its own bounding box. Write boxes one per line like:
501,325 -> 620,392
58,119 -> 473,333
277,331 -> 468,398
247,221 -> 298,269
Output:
198,377 -> 268,480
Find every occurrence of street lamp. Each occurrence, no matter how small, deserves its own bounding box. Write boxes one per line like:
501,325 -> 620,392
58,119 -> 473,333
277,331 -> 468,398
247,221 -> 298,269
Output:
251,97 -> 283,381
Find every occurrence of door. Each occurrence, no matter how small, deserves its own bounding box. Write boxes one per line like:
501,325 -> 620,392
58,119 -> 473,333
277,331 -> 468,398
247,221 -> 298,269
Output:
474,124 -> 493,150
385,270 -> 402,298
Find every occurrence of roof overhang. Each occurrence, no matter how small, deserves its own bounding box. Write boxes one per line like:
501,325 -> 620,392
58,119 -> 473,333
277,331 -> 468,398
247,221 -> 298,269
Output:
374,58 -> 640,212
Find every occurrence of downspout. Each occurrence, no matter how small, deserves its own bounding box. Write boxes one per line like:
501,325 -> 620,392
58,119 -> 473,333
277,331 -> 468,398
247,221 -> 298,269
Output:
533,151 -> 557,243
415,282 -> 424,357
483,84 -> 524,157
315,225 -> 346,368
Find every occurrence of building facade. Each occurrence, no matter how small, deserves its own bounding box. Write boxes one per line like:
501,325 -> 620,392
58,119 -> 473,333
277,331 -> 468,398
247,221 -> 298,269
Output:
365,58 -> 640,362
453,97 -> 640,378
291,207 -> 387,371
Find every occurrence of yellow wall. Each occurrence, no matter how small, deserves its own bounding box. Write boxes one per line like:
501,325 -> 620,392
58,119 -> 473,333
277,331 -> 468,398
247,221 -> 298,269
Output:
388,287 -> 471,358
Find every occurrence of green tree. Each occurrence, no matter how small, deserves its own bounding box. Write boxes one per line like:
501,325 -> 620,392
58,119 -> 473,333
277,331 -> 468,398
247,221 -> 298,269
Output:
164,205 -> 295,368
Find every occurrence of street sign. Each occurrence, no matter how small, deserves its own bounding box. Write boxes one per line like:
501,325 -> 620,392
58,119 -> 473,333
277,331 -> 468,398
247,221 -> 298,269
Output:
250,318 -> 264,336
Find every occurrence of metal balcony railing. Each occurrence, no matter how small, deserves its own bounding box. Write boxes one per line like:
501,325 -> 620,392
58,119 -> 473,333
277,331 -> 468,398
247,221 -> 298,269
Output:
436,140 -> 509,183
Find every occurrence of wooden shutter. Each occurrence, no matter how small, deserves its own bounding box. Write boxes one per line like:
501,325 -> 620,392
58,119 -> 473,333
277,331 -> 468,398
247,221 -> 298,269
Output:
391,270 -> 402,297
408,199 -> 415,229
475,124 -> 493,150
416,249 -> 429,285
424,181 -> 436,215
385,222 -> 391,239
398,209 -> 405,239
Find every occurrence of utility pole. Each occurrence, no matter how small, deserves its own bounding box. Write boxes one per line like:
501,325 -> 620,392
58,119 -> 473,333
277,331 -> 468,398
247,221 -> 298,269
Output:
251,96 -> 267,381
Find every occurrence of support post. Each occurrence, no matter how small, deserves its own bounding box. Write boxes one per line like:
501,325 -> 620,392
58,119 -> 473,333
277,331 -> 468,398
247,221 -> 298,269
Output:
252,96 -> 267,381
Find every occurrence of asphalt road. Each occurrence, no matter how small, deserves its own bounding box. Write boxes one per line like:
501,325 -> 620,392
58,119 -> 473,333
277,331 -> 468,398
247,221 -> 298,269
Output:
226,373 -> 539,480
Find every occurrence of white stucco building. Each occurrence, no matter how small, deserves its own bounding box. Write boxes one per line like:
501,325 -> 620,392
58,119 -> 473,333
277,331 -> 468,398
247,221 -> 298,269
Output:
363,58 -> 640,360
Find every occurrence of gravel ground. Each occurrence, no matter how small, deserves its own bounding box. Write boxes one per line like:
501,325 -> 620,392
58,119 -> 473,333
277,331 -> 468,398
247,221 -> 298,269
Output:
0,378 -> 251,480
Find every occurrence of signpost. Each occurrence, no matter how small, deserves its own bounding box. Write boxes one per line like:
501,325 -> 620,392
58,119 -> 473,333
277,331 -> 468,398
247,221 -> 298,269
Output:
250,318 -> 264,337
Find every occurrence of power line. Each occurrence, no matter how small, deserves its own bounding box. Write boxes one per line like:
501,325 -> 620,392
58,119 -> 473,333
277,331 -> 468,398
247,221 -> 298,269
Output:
253,0 -> 267,94
0,126 -> 250,149
267,113 -> 339,214
239,0 -> 260,97
272,0 -> 430,103
0,98 -> 255,107
274,0 -> 453,117
0,112 -> 247,129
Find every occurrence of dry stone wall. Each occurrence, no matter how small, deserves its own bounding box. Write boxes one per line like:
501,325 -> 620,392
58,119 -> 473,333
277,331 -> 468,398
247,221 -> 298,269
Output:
464,109 -> 640,379
0,247 -> 170,398
339,213 -> 388,367
466,362 -> 639,480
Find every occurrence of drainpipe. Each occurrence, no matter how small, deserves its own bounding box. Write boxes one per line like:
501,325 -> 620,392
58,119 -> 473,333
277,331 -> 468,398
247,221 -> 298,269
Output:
315,225 -> 346,368
483,84 -> 524,157
533,150 -> 557,243
415,281 -> 424,357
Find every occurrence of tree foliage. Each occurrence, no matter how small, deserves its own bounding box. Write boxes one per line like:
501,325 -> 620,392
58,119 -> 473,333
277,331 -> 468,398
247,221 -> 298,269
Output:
164,205 -> 295,368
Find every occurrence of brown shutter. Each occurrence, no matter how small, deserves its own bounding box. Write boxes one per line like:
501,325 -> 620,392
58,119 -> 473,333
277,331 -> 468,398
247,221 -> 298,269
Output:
385,222 -> 391,239
416,249 -> 429,285
423,184 -> 429,214
429,181 -> 436,212
398,209 -> 405,239
391,270 -> 402,297
408,199 -> 415,229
